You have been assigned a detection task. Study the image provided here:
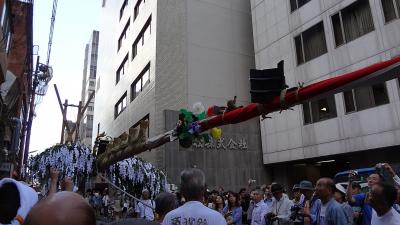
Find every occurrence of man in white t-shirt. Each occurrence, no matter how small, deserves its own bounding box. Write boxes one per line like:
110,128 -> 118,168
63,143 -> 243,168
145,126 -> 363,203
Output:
369,182 -> 400,225
162,168 -> 226,225
135,189 -> 155,221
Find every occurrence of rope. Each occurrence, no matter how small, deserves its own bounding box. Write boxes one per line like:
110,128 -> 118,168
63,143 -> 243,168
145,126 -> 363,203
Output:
99,175 -> 155,210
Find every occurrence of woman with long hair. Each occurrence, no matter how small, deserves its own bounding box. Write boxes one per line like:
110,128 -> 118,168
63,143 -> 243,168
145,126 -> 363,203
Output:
214,194 -> 225,214
223,192 -> 243,225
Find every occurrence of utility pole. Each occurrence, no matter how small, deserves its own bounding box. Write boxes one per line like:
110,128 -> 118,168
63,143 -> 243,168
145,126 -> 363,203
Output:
54,84 -> 94,144
23,55 -> 40,166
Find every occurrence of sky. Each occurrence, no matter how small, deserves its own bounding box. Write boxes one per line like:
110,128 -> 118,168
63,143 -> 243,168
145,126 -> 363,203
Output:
29,0 -> 100,153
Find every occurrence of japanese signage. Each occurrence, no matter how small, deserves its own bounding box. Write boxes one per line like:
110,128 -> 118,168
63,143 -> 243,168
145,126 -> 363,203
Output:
192,138 -> 248,150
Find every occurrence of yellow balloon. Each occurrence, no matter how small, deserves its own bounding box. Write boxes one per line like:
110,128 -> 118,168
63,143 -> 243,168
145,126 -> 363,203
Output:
210,128 -> 222,140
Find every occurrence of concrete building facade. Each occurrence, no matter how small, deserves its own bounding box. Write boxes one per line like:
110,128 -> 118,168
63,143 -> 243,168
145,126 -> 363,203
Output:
79,31 -> 99,149
94,0 -> 269,190
251,0 -> 400,187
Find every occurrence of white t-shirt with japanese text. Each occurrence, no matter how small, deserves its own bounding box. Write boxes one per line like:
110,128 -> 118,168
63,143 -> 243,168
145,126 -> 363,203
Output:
162,201 -> 227,225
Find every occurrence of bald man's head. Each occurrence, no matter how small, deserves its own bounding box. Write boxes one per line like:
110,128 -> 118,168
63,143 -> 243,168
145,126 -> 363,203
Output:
25,191 -> 95,225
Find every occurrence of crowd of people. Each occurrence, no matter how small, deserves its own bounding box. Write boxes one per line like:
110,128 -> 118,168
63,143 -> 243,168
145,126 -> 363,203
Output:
1,163 -> 400,225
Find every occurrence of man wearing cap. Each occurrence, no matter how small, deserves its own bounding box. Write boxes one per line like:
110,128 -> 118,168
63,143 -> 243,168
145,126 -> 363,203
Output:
262,183 -> 293,225
334,183 -> 354,225
135,189 -> 155,221
299,180 -> 321,225
0,178 -> 38,225
292,184 -> 304,205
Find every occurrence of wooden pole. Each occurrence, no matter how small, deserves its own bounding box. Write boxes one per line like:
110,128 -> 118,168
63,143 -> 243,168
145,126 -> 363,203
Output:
74,101 -> 82,143
61,100 -> 68,144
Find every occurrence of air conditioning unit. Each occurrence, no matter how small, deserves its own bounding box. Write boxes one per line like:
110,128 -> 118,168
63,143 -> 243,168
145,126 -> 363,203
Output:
249,60 -> 287,104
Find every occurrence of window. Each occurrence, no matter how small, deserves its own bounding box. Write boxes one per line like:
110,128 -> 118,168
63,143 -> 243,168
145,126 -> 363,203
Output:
88,106 -> 94,111
132,16 -> 152,60
85,127 -> 93,138
89,80 -> 95,87
131,114 -> 150,137
331,0 -> 375,47
91,53 -> 97,64
381,0 -> 400,23
86,128 -> 92,138
87,115 -> 94,121
118,19 -> 130,51
120,0 -> 128,20
90,65 -> 97,78
290,0 -> 311,12
343,83 -> 389,113
134,0 -> 146,20
131,63 -> 150,101
302,95 -> 337,124
295,22 -> 327,65
115,92 -> 127,119
116,54 -> 129,84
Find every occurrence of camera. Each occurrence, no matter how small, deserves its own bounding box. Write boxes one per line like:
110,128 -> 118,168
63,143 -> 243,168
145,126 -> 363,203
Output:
290,205 -> 303,222
248,179 -> 256,184
375,163 -> 385,175
348,170 -> 359,181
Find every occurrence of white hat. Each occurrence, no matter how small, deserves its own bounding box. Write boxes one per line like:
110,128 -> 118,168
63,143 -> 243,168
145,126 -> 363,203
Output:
335,183 -> 346,195
142,188 -> 149,193
0,178 -> 39,225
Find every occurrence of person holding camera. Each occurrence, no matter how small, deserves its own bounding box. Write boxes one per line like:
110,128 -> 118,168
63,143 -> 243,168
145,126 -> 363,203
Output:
262,183 -> 293,225
346,168 -> 384,225
369,182 -> 400,225
290,184 -> 304,225
379,163 -> 400,187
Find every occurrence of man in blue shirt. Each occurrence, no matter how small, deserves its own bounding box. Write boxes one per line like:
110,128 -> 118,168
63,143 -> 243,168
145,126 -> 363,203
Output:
251,189 -> 268,225
347,172 -> 383,225
263,185 -> 273,209
347,164 -> 400,225
315,178 -> 348,225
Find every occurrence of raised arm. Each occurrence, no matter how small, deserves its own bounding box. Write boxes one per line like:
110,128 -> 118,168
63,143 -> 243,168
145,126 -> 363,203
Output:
48,167 -> 59,195
382,163 -> 400,187
346,171 -> 357,204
